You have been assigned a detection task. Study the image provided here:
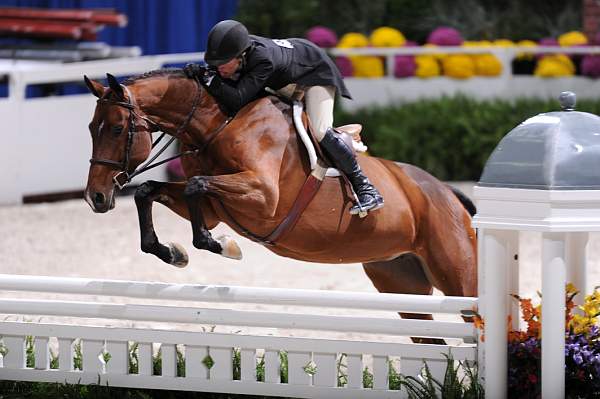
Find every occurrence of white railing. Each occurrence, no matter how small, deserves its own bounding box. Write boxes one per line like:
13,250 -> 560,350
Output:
0,274 -> 477,398
330,45 -> 600,110
0,53 -> 205,205
330,45 -> 600,78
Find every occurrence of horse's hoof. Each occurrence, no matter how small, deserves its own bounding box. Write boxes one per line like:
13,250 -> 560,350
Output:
167,242 -> 189,267
215,235 -> 243,260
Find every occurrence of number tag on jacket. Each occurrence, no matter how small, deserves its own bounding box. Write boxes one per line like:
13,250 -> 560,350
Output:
272,39 -> 294,49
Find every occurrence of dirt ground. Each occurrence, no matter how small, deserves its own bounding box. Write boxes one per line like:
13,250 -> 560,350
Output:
1,182 -> 598,340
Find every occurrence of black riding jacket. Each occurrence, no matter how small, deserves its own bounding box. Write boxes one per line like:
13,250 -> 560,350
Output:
205,35 -> 352,114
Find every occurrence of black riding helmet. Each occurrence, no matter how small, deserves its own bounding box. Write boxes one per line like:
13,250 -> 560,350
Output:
205,20 -> 251,67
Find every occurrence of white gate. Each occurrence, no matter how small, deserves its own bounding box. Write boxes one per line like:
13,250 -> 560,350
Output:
0,274 -> 477,398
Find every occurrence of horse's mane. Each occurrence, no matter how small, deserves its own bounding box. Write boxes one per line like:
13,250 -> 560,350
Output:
122,67 -> 291,116
123,68 -> 186,86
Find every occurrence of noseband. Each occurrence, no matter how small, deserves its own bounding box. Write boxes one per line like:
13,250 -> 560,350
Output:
89,78 -> 211,189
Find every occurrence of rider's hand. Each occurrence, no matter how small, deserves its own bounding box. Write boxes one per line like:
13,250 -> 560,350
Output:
183,63 -> 216,86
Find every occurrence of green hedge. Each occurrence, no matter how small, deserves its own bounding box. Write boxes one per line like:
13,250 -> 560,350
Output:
335,96 -> 600,181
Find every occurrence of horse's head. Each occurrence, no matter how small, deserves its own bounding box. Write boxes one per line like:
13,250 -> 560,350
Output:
83,74 -> 153,213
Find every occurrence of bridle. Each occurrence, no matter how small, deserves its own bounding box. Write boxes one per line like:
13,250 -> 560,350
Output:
89,77 -> 232,189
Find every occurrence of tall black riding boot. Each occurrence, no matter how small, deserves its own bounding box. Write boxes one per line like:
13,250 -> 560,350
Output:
320,127 -> 384,215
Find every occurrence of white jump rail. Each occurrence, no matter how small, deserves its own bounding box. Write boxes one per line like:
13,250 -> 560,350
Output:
0,273 -> 477,314
0,274 -> 477,398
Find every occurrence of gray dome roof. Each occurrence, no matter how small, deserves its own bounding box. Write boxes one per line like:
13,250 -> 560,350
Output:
479,93 -> 600,190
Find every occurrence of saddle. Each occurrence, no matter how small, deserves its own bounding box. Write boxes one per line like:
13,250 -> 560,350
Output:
290,100 -> 368,180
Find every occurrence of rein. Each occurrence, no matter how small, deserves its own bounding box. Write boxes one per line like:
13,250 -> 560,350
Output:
89,78 -> 232,189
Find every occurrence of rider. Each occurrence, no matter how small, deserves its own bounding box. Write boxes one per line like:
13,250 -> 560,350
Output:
183,19 -> 384,215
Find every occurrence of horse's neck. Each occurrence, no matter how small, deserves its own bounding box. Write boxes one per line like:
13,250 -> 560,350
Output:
134,78 -> 226,147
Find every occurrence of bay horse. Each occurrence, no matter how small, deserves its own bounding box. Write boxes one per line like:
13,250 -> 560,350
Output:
83,70 -> 477,340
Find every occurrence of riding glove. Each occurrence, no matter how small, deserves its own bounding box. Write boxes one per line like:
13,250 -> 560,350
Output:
183,63 -> 216,86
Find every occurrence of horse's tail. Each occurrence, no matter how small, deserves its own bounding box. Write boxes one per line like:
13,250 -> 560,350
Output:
447,184 -> 476,217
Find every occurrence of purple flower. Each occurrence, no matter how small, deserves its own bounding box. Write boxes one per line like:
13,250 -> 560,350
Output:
582,55 -> 600,77
306,26 -> 338,48
427,26 -> 463,46
335,56 -> 353,77
394,56 -> 416,77
537,37 -> 558,59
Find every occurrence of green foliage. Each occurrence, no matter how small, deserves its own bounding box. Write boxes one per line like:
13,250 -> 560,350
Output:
256,353 -> 265,382
202,354 -> 214,370
279,351 -> 288,383
388,360 -> 402,390
335,96 -> 600,181
73,340 -> 82,371
336,353 -> 348,387
128,342 -> 139,374
152,347 -> 161,376
236,0 -> 581,42
233,348 -> 241,380
25,336 -> 35,368
176,345 -> 185,378
362,366 -> 374,388
400,354 -> 484,399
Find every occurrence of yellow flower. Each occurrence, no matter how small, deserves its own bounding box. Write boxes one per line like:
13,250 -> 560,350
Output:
494,39 -> 515,47
442,54 -> 475,79
473,54 -> 503,76
534,54 -> 575,77
462,40 -> 481,47
558,31 -> 588,47
337,32 -> 369,48
350,56 -> 385,78
415,55 -> 440,78
370,26 -> 406,47
581,302 -> 599,317
424,43 -> 445,60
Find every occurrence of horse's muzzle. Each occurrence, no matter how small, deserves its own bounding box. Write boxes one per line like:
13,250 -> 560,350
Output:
85,190 -> 115,213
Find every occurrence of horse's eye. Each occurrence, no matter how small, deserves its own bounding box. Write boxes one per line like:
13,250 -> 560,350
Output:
112,125 -> 124,135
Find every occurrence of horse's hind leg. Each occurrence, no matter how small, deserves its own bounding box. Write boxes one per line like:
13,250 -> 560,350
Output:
363,253 -> 446,345
134,180 -> 193,267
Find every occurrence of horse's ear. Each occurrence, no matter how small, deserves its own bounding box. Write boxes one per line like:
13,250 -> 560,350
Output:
106,73 -> 124,99
83,75 -> 105,98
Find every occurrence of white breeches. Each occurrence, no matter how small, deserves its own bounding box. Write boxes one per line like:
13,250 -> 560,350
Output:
304,85 -> 336,142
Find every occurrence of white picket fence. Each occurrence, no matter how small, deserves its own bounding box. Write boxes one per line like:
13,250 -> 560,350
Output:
0,274 -> 477,398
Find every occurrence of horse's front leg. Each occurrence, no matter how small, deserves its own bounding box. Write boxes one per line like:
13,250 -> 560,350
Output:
184,175 -> 248,260
184,171 -> 276,258
134,180 -> 216,266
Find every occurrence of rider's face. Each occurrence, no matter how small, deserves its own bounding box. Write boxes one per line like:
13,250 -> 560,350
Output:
217,57 -> 241,79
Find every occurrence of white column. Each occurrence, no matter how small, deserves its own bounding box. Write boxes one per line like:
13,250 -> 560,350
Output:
541,232 -> 566,399
506,232 -> 520,330
566,232 -> 588,307
479,229 -> 509,399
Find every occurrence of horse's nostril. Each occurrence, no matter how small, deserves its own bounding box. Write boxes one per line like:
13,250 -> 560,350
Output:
93,192 -> 106,206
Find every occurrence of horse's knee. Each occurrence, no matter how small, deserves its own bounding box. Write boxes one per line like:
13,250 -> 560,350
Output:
134,181 -> 161,202
184,176 -> 208,197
